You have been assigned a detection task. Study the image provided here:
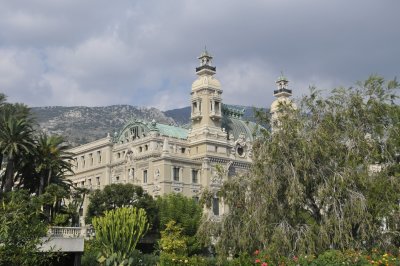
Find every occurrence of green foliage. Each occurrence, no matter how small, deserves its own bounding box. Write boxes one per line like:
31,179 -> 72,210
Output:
0,190 -> 54,265
159,253 -> 213,266
129,250 -> 159,266
86,183 -> 158,229
198,76 -> 400,257
83,241 -> 160,266
157,193 -> 202,236
159,220 -> 188,255
92,206 -> 149,265
82,240 -> 102,266
0,95 -> 74,202
0,107 -> 35,193
34,133 -> 73,195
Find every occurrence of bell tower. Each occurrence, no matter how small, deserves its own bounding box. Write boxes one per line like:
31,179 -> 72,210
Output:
270,73 -> 295,129
190,48 -> 222,132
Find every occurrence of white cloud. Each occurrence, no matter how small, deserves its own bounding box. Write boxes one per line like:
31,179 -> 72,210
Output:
0,0 -> 398,110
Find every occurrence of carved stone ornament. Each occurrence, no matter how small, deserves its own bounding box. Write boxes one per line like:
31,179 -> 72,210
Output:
153,185 -> 161,193
211,171 -> 222,186
235,133 -> 247,147
125,150 -> 134,161
235,133 -> 247,158
128,168 -> 134,179
154,169 -> 160,180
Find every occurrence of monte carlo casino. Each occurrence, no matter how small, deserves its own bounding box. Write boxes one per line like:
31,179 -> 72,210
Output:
67,50 -> 293,222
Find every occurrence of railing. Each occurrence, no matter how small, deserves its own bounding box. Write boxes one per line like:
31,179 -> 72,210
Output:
273,88 -> 292,95
48,226 -> 156,244
48,226 -> 94,238
196,65 -> 216,72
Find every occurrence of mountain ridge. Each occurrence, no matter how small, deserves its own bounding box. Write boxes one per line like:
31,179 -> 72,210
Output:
31,104 -> 266,147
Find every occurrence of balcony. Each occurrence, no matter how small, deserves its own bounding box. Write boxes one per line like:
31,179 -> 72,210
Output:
209,111 -> 222,120
47,226 -> 94,239
191,112 -> 202,121
273,88 -> 292,96
195,65 -> 216,72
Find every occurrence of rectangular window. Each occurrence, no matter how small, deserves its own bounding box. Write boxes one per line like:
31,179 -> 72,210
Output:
192,169 -> 198,183
96,176 -> 100,186
143,170 -> 148,183
97,151 -> 102,163
173,167 -> 180,182
213,197 -> 220,216
215,101 -> 220,113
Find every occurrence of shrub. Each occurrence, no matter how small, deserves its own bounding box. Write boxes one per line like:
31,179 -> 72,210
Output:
159,253 -> 212,266
92,206 -> 149,265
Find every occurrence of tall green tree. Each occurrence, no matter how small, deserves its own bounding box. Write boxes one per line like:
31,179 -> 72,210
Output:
35,133 -> 73,195
0,113 -> 35,193
198,76 -> 400,257
156,193 -> 202,237
86,183 -> 158,229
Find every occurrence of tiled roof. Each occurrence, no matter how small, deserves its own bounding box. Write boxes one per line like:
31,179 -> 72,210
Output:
222,116 -> 262,141
155,123 -> 188,139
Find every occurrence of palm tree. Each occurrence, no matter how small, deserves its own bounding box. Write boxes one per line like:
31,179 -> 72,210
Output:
0,115 -> 35,193
35,134 -> 74,195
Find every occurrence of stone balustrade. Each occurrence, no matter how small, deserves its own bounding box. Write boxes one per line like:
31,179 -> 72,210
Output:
48,226 -> 94,238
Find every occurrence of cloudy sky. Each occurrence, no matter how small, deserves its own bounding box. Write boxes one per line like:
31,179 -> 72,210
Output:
0,0 -> 398,110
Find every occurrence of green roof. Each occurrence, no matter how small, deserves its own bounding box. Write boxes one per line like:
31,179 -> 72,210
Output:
116,113 -> 263,143
155,123 -> 188,139
222,116 -> 262,141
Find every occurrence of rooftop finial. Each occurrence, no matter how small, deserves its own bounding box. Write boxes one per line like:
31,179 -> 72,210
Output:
196,47 -> 216,74
274,72 -> 292,97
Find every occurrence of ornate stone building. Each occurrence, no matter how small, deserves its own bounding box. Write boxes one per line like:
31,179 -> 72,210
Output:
67,50 -> 292,221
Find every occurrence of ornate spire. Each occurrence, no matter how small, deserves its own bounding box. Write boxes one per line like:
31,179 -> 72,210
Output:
274,72 -> 292,98
196,47 -> 216,75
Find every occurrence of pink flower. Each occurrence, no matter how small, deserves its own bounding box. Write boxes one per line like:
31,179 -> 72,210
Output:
261,263 -> 268,266
254,250 -> 260,255
255,259 -> 261,263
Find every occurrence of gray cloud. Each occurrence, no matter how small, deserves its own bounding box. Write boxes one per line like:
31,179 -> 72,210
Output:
0,0 -> 399,110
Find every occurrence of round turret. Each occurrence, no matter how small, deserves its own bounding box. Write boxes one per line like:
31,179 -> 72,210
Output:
192,75 -> 221,90
270,73 -> 295,116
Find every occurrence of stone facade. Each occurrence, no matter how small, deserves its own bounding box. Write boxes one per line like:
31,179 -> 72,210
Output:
67,50 -> 274,223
